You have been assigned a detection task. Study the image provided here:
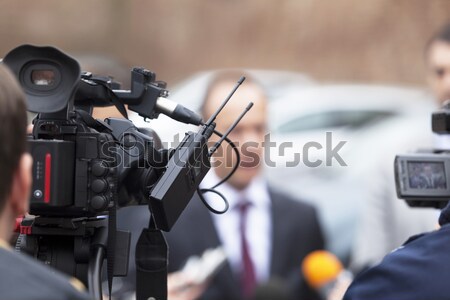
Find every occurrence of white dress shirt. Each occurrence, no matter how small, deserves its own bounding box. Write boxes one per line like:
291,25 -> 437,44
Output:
200,171 -> 272,283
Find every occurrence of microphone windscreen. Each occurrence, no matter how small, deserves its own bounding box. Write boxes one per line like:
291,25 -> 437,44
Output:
301,250 -> 343,289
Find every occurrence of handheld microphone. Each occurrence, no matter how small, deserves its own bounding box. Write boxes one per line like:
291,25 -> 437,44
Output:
302,250 -> 353,300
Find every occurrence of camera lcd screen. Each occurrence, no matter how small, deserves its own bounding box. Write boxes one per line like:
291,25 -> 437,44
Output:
31,70 -> 55,86
407,161 -> 447,189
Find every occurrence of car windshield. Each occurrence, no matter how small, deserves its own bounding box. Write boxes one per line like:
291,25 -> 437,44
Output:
273,109 -> 396,133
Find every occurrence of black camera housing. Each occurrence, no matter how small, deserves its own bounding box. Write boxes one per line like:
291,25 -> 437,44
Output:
2,44 -> 251,299
395,104 -> 450,208
3,44 -> 216,232
3,45 -> 166,218
395,152 -> 450,208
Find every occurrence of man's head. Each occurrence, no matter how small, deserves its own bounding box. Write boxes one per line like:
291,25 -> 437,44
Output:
201,71 -> 267,190
0,64 -> 32,239
425,23 -> 450,104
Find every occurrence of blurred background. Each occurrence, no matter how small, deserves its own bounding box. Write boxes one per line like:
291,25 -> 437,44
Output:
0,0 -> 449,85
2,0 -> 450,269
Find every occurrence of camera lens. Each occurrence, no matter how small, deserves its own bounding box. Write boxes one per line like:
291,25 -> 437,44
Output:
31,70 -> 55,86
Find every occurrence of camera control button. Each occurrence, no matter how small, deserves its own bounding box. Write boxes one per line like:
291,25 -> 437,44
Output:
91,179 -> 107,193
92,162 -> 108,177
90,196 -> 108,211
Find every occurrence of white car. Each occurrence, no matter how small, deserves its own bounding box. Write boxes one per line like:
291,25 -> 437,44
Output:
265,84 -> 436,262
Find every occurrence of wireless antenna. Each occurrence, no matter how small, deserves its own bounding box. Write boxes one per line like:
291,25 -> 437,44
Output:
204,76 -> 246,127
209,102 -> 254,156
149,77 -> 252,231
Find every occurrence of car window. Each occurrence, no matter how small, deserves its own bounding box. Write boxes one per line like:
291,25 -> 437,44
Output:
274,110 -> 395,133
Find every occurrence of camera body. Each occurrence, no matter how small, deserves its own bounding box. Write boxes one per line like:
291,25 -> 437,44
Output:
1,45 -> 250,299
3,45 -> 168,218
395,105 -> 450,208
395,152 -> 450,208
29,129 -> 118,216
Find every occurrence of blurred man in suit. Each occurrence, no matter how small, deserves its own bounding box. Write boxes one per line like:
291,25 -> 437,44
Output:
164,71 -> 325,300
0,64 -> 90,300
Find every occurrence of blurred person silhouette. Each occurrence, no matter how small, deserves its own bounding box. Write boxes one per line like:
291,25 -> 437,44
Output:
426,23 -> 450,148
426,24 -> 450,106
0,64 -> 90,300
349,23 -> 450,274
163,71 -> 325,300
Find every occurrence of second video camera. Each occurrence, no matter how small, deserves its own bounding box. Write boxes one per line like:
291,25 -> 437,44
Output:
395,105 -> 450,208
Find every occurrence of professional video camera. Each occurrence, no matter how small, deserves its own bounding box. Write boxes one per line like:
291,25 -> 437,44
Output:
2,44 -> 252,300
395,103 -> 450,208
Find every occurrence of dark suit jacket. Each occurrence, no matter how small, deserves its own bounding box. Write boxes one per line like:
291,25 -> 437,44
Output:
344,226 -> 450,300
344,203 -> 450,300
164,187 -> 325,300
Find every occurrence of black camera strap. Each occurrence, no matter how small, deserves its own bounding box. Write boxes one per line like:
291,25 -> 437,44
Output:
106,88 -> 128,120
89,76 -> 129,119
135,217 -> 168,300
